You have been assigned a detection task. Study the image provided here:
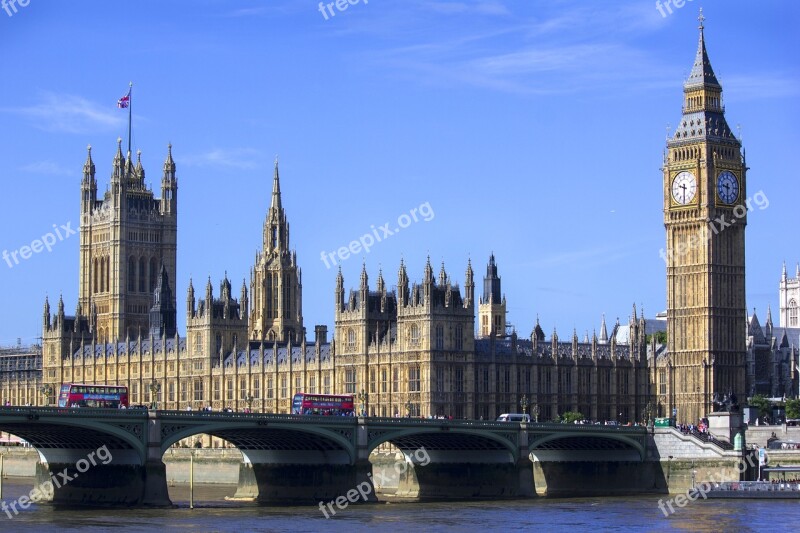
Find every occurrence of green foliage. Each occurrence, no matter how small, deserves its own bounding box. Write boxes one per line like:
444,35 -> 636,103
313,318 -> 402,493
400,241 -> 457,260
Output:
559,411 -> 584,424
786,398 -> 800,420
749,394 -> 771,416
646,331 -> 668,345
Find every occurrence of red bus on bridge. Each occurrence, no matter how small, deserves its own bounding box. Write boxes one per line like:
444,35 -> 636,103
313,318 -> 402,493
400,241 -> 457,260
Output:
292,393 -> 354,416
57,384 -> 129,408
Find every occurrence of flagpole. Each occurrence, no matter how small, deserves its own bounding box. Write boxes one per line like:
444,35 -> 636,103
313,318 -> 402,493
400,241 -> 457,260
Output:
127,81 -> 133,155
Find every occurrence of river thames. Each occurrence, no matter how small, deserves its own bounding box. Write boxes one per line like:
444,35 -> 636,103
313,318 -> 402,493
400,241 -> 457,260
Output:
0,479 -> 793,532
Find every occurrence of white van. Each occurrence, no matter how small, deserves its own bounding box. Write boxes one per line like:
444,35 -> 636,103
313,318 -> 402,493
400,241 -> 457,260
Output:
496,413 -> 531,422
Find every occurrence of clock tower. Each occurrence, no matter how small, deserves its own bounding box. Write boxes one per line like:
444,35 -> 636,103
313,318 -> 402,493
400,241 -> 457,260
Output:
662,12 -> 747,424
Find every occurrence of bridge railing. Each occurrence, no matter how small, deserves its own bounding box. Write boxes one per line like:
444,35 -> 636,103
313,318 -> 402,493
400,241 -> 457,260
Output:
0,406 -> 147,418
154,410 -> 357,425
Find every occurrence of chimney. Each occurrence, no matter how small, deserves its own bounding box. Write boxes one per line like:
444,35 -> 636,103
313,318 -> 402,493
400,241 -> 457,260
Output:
315,325 -> 328,345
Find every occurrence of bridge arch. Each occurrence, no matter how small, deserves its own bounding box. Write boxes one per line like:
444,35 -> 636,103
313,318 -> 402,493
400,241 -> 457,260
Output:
368,427 -> 519,463
159,421 -> 356,464
528,432 -> 646,460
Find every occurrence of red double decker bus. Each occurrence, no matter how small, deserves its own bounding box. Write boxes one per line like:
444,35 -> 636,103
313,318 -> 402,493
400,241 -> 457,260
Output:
292,393 -> 354,416
58,384 -> 129,408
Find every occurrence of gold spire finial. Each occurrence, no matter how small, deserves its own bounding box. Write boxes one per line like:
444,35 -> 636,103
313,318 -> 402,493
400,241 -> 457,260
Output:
698,8 -> 705,30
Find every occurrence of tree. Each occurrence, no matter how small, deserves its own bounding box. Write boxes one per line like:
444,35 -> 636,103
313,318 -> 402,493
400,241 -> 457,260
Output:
786,398 -> 800,420
749,394 -> 771,418
646,331 -> 668,345
560,411 -> 584,424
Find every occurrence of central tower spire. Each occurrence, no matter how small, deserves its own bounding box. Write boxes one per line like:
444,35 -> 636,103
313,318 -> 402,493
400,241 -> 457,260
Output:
250,157 -> 303,343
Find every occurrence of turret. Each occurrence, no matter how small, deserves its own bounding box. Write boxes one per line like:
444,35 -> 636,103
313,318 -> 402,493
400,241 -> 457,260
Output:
43,296 -> 51,329
464,259 -> 474,308
240,279 -> 249,319
187,278 -> 195,318
205,277 -> 213,316
599,314 -> 608,344
397,259 -> 409,307
360,262 -> 369,293
81,145 -> 96,214
161,143 -> 177,214
335,267 -> 345,312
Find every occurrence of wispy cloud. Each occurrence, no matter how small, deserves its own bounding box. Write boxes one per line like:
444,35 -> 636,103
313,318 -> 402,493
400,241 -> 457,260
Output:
225,6 -> 268,17
522,243 -> 640,270
422,1 -> 510,16
1,92 -> 124,134
721,73 -> 800,102
19,160 -> 73,177
180,148 -> 261,170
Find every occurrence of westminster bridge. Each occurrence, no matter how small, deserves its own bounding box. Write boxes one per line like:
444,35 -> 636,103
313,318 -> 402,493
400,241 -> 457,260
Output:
0,407 -> 650,506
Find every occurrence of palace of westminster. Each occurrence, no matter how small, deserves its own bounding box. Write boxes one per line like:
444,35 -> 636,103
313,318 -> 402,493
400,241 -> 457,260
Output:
2,20 -> 798,426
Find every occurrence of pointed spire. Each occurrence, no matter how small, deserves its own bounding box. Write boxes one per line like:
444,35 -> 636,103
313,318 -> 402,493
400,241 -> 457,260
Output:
439,261 -> 447,286
271,156 -> 282,211
686,8 -> 720,89
377,268 -> 385,293
135,149 -> 145,181
163,142 -> 176,175
796,263 -> 800,279
424,255 -> 433,283
783,261 -> 788,281
83,144 -> 95,179
360,262 -> 368,290
112,137 -> 125,181
599,314 -> 608,344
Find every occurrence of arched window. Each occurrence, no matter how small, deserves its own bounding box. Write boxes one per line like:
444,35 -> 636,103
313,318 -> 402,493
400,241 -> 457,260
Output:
139,258 -> 146,292
128,257 -> 136,292
93,259 -> 99,294
790,299 -> 798,327
410,323 -> 420,345
105,256 -> 110,293
149,258 -> 158,293
347,328 -> 356,350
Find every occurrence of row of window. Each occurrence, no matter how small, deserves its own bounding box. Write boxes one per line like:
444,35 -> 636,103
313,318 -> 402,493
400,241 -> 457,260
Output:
345,324 -> 465,351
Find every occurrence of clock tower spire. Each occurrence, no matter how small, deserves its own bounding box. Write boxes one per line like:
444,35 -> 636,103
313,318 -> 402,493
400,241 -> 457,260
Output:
661,11 -> 747,425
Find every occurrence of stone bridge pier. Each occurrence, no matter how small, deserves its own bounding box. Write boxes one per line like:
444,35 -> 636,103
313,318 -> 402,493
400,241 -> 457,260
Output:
370,420 -> 535,499
2,409 -> 170,507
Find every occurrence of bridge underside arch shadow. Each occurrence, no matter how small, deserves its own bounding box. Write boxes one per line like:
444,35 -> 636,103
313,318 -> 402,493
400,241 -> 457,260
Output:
0,410 -> 168,506
528,432 -> 650,497
160,419 -> 361,504
367,427 -> 533,500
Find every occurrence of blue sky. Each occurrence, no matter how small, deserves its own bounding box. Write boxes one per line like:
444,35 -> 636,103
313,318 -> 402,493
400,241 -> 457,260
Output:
0,0 -> 798,346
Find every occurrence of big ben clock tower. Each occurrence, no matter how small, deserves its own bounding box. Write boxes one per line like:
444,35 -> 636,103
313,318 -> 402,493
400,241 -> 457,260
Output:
663,11 -> 747,425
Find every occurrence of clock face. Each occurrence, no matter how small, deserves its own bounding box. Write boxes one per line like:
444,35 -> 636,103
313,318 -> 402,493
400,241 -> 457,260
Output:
717,171 -> 739,204
671,171 -> 697,205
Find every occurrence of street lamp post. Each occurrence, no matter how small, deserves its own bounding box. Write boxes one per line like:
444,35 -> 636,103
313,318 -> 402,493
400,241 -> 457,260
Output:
358,389 -> 368,417
520,395 -> 529,415
532,403 -> 540,423
405,399 -> 413,418
245,394 -> 254,413
149,380 -> 161,410
39,384 -> 53,407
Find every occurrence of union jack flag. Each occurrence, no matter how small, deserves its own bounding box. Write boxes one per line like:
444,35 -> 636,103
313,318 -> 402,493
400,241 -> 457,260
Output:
117,88 -> 131,109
